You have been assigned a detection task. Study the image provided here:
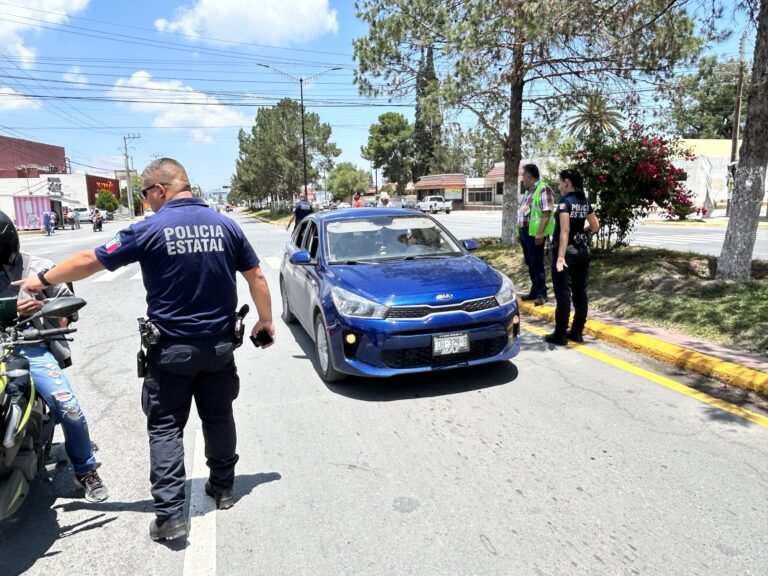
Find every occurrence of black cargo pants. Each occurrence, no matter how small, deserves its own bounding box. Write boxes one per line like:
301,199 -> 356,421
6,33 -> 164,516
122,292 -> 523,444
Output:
551,244 -> 590,337
142,335 -> 240,519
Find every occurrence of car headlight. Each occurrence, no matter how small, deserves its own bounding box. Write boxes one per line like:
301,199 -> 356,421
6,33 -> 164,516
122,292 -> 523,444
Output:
331,286 -> 389,319
494,272 -> 516,306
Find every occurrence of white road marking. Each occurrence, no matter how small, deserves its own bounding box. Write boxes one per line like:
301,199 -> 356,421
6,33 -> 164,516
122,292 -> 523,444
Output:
263,256 -> 281,270
183,429 -> 217,576
93,268 -> 131,282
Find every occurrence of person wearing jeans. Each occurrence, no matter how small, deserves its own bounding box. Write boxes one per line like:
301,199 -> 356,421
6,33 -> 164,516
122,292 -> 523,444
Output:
518,164 -> 554,306
0,211 -> 108,502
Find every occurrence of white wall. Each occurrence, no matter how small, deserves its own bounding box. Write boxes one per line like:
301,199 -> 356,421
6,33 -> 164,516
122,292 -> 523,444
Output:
0,174 -> 90,217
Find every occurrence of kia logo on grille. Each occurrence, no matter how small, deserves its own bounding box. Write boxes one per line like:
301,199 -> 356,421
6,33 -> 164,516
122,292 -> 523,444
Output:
436,293 -> 453,301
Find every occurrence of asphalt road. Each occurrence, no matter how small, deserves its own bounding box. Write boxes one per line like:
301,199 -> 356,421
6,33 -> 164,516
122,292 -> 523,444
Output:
1,214 -> 766,576
430,211 -> 768,260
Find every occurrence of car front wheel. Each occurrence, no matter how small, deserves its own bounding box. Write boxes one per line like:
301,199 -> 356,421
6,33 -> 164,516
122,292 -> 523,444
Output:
314,315 -> 345,383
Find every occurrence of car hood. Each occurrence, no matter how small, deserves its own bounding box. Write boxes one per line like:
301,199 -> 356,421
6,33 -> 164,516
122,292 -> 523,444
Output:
326,256 -> 502,305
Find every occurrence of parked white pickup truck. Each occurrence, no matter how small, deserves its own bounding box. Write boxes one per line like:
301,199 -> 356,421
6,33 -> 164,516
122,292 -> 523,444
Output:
417,195 -> 452,214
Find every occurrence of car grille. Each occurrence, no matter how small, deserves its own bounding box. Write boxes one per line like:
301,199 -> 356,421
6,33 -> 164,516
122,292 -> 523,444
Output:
386,297 -> 498,319
381,336 -> 507,369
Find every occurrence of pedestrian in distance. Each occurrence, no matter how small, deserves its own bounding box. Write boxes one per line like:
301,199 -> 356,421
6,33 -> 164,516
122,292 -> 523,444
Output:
67,210 -> 75,230
13,157 -> 275,542
378,191 -> 391,207
74,210 -> 81,229
0,211 -> 109,502
42,211 -> 52,236
50,211 -> 57,234
285,191 -> 313,231
518,164 -> 554,306
353,192 -> 364,208
544,168 -> 600,346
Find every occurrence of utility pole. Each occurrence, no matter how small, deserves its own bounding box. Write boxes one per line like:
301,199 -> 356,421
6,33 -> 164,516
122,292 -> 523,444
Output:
255,64 -> 340,200
123,134 -> 140,218
727,32 -> 747,217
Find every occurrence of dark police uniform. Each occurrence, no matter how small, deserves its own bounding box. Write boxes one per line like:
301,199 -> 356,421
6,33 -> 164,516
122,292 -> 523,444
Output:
291,198 -> 313,229
551,192 -> 594,338
94,197 -> 259,520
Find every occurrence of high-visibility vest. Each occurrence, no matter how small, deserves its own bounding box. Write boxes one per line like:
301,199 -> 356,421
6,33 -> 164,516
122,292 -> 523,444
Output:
528,180 -> 555,237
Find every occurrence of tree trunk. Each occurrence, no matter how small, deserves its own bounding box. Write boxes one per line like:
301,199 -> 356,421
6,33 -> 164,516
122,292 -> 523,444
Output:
500,47 -> 526,246
716,0 -> 767,281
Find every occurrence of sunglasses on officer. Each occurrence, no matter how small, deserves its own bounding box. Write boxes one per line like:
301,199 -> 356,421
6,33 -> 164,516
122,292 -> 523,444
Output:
140,182 -> 165,199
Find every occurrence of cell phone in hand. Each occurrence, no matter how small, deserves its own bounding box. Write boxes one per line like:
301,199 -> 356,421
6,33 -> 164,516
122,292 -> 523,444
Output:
250,329 -> 274,348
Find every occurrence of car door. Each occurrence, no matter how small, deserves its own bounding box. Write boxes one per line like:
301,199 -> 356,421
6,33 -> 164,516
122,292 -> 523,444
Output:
293,220 -> 321,331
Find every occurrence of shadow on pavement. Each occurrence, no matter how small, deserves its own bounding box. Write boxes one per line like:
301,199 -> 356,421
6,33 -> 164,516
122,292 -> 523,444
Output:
284,322 -> 519,401
0,446 -> 119,576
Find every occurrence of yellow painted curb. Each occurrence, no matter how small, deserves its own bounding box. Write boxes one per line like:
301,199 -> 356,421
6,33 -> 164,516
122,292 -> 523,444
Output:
518,299 -> 768,397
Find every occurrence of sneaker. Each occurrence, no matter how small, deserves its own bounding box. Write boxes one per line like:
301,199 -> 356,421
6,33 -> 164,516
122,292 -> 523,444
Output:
566,331 -> 584,343
543,332 -> 567,346
76,469 -> 109,502
533,296 -> 547,306
149,515 -> 188,541
205,481 -> 235,510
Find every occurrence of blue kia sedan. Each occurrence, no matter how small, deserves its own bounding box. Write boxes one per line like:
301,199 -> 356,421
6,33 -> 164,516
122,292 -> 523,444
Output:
280,208 -> 521,382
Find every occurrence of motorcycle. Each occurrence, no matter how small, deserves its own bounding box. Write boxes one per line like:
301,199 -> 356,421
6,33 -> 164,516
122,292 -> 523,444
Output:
0,296 -> 86,521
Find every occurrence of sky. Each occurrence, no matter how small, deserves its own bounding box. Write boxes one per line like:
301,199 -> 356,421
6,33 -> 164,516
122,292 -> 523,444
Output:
0,0 -> 757,194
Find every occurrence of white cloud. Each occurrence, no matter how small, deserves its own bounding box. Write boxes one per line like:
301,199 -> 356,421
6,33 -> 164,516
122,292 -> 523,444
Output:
0,87 -> 40,111
0,1 -> 90,67
155,0 -> 338,46
62,65 -> 88,84
110,71 -> 250,143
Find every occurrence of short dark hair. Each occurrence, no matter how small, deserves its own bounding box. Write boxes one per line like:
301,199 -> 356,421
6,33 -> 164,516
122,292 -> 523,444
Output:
523,164 -> 540,179
559,169 -> 584,195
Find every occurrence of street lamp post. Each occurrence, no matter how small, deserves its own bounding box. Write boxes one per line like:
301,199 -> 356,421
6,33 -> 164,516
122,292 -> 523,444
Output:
256,64 -> 341,198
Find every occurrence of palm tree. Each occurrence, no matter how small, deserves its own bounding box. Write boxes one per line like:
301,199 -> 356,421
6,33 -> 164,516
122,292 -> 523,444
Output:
566,92 -> 624,140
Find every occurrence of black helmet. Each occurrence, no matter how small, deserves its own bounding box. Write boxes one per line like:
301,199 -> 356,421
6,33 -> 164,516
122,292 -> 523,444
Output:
0,211 -> 19,268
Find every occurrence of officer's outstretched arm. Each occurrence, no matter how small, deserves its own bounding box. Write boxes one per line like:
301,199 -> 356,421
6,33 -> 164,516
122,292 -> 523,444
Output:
12,249 -> 105,295
241,266 -> 274,340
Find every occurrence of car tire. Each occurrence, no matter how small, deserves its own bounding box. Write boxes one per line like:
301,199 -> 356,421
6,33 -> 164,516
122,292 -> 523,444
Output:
280,279 -> 296,324
445,209 -> 451,214
314,315 -> 345,383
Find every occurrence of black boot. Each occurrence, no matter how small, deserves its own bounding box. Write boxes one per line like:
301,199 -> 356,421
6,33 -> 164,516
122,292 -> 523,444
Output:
205,481 -> 235,510
149,515 -> 188,541
543,332 -> 567,346
566,331 -> 584,343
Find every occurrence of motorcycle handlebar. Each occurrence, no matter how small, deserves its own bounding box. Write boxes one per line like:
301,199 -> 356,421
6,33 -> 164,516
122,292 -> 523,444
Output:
20,326 -> 78,340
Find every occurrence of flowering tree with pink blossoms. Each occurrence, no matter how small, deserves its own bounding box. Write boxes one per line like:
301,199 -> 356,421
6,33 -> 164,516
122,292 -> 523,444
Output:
571,124 -> 695,251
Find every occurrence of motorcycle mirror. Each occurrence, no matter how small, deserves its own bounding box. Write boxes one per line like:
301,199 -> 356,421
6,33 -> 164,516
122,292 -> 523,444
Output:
16,296 -> 87,326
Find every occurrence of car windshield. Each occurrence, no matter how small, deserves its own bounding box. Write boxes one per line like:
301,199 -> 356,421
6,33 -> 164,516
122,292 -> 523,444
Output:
325,215 -> 463,263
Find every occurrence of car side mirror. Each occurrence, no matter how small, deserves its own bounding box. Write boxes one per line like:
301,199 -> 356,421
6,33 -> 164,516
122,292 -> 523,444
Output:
289,251 -> 312,265
462,239 -> 479,251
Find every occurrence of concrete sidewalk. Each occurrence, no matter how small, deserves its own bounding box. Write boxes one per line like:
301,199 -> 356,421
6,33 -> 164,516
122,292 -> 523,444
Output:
519,299 -> 768,397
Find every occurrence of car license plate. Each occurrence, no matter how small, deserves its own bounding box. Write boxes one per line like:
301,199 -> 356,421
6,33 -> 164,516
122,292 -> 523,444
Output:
432,332 -> 470,356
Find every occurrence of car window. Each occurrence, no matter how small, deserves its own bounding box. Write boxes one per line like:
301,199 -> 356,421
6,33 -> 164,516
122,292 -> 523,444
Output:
303,222 -> 319,259
325,215 -> 462,262
293,219 -> 309,247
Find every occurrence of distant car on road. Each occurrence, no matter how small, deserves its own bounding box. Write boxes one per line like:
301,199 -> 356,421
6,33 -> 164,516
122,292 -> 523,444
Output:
280,208 -> 521,382
336,202 -> 352,209
403,199 -> 418,210
225,205 -> 233,212
143,208 -> 155,219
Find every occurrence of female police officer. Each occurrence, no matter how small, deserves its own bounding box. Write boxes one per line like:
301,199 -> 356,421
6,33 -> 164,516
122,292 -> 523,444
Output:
14,157 -> 275,542
544,168 -> 600,346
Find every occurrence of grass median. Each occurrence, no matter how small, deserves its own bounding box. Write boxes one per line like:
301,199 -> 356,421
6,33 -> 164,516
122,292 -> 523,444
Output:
475,240 -> 768,356
246,208 -> 291,226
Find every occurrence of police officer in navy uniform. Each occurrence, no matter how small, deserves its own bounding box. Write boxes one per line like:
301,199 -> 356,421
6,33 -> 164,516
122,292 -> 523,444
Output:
544,169 -> 600,346
285,191 -> 313,231
14,158 -> 275,542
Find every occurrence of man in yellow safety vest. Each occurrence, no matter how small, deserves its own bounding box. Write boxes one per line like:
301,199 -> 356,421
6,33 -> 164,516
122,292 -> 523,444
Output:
518,164 -> 554,306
